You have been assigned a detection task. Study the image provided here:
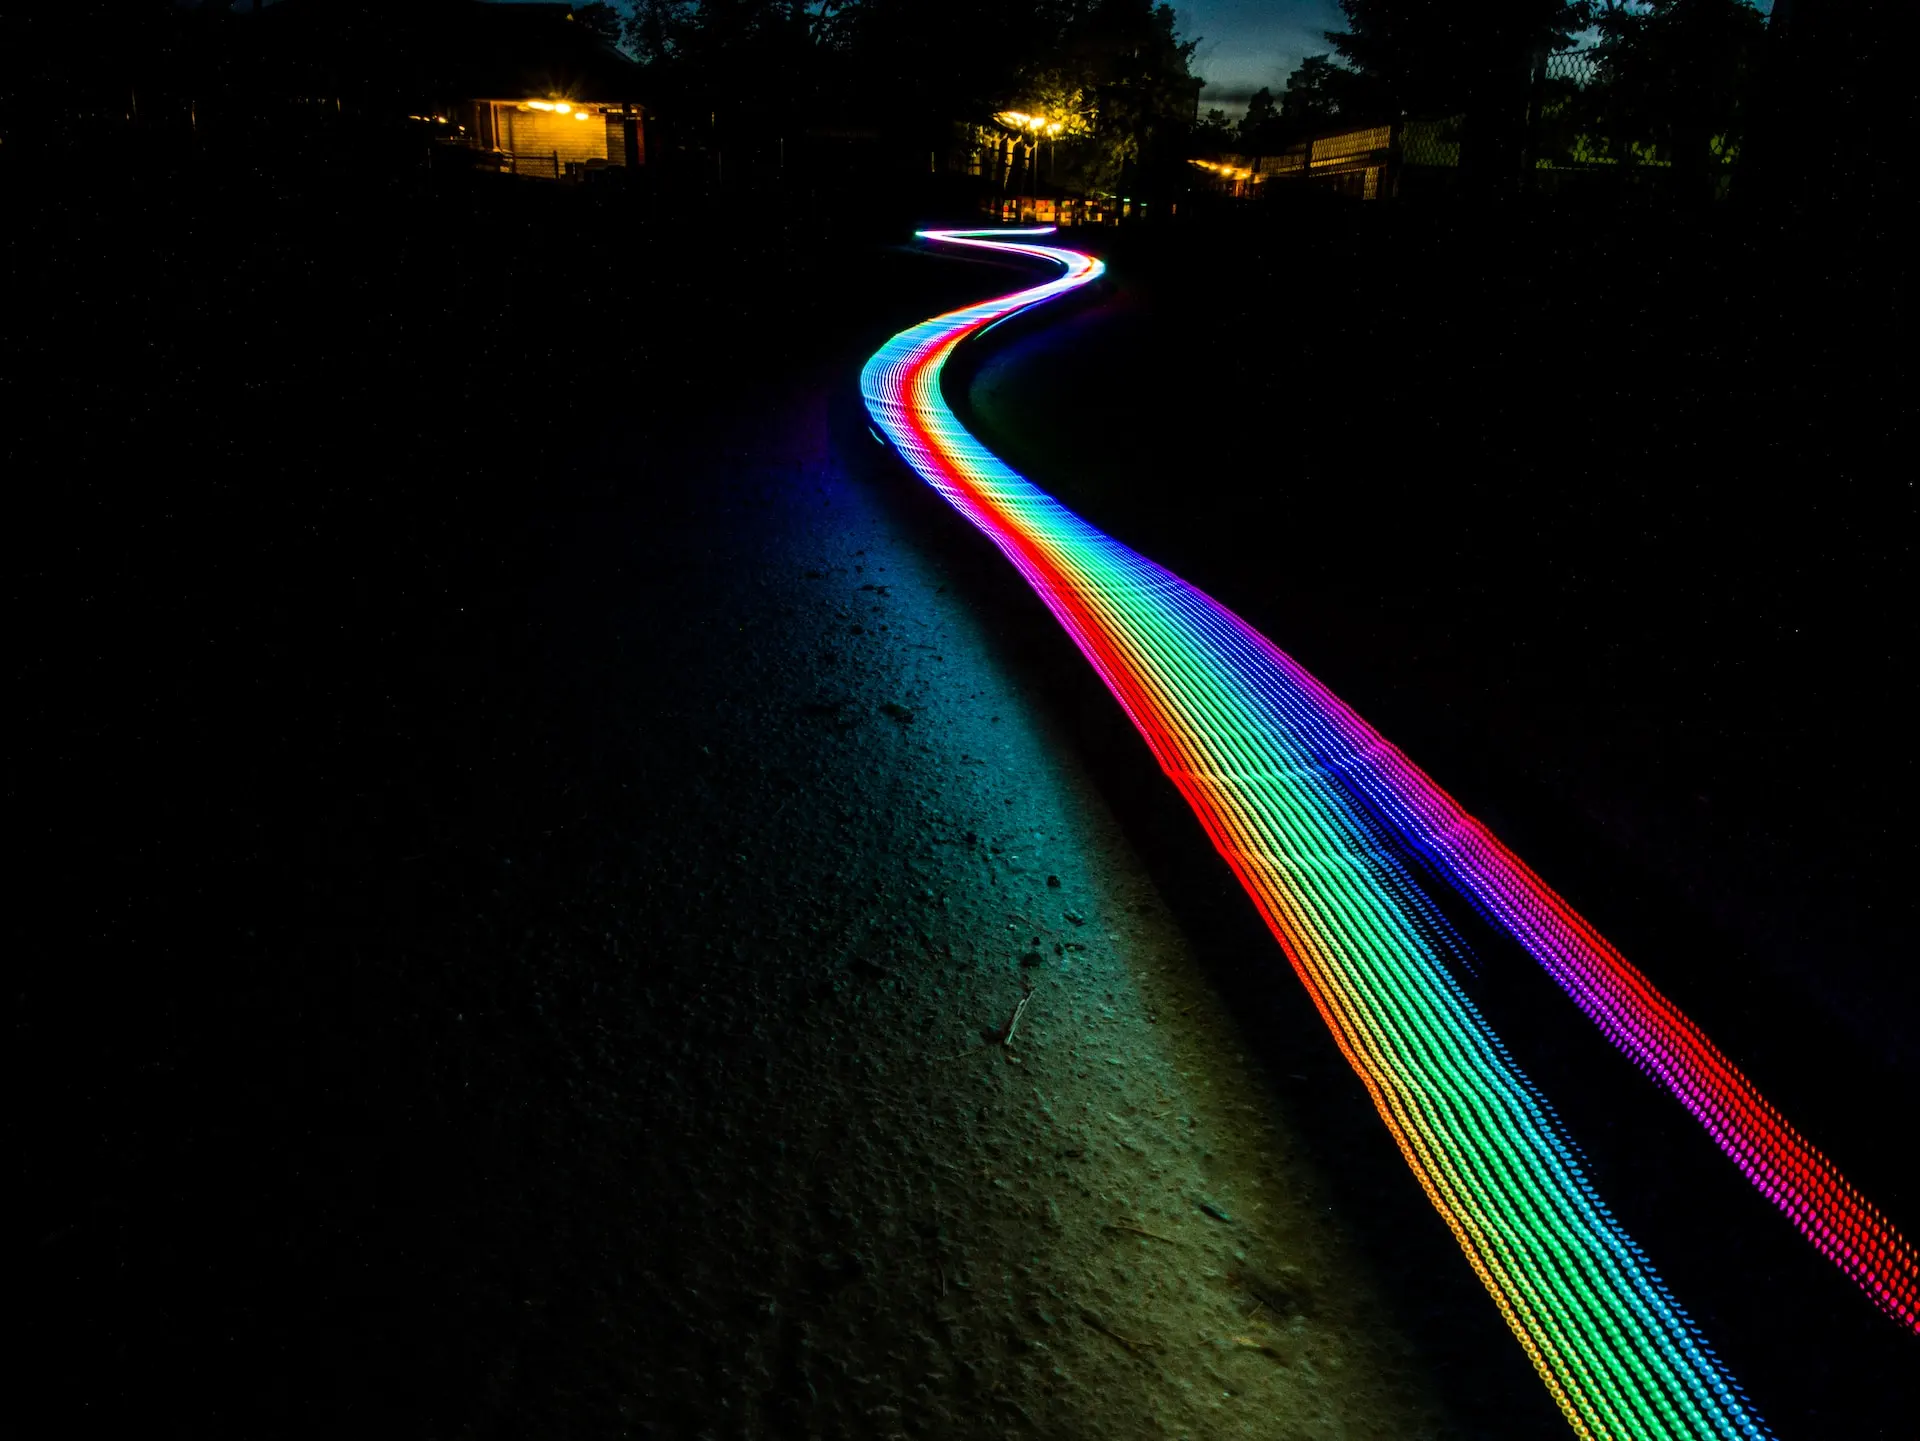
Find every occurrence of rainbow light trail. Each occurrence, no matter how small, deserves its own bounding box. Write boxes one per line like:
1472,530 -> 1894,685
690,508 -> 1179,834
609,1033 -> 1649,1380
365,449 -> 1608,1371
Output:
861,226 -> 1913,1435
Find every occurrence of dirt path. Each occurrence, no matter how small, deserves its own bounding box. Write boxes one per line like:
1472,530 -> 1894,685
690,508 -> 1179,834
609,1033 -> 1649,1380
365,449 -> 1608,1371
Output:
507,364 -> 1475,1440
18,218 -> 1509,1439
22,182 -> 1910,1437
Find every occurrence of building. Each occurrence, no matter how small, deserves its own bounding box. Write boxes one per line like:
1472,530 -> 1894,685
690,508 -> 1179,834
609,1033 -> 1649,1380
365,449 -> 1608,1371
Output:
456,96 -> 644,181
251,0 -> 648,179
436,3 -> 646,179
1191,122 -> 1399,202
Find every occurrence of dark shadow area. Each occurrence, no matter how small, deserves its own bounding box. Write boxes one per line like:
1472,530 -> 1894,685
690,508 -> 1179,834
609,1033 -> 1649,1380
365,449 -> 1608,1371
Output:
843,365 -> 1576,1437
11,7 -> 1912,1424
941,211 -> 1917,1432
961,202 -> 1915,1089
9,143 -> 999,1434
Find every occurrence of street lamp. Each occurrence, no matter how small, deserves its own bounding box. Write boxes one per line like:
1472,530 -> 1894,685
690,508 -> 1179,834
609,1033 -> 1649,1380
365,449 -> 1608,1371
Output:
996,111 -> 1062,219
1026,115 -> 1045,217
995,109 -> 1078,219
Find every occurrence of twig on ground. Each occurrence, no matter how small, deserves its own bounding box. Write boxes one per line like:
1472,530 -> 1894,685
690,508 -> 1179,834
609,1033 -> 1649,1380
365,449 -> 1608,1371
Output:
1080,1309 -> 1160,1353
1009,911 -> 1062,939
1105,1221 -> 1177,1245
999,988 -> 1034,1047
931,985 -> 1036,1064
1231,1334 -> 1288,1362
930,1043 -> 994,1065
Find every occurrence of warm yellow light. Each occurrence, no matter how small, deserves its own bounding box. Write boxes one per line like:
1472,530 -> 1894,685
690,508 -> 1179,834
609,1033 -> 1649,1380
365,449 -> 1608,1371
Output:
526,100 -> 557,111
999,109 -> 1058,134
555,102 -> 572,114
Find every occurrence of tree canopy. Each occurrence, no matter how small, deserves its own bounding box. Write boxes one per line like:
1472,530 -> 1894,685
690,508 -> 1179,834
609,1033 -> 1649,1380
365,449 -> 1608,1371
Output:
1280,56 -> 1347,126
573,2 -> 627,51
624,0 -> 1201,197
1526,0 -> 1769,196
1588,0 -> 1766,154
1324,0 -> 1586,116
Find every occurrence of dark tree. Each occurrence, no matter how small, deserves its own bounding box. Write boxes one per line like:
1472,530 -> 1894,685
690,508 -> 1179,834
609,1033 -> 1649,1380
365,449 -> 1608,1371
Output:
1236,85 -> 1284,151
1279,54 -> 1346,125
1587,0 -> 1767,200
623,0 -> 856,163
1050,0 -> 1201,195
1193,107 -> 1238,149
850,0 -> 1062,133
607,0 -> 1201,204
623,0 -> 696,65
573,2 -> 627,51
1744,0 -> 1906,217
1325,0 -> 1585,191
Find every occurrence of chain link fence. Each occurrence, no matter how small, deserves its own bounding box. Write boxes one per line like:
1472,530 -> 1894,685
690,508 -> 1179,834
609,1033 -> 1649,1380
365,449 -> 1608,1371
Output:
1524,45 -> 1744,202
1223,45 -> 1752,205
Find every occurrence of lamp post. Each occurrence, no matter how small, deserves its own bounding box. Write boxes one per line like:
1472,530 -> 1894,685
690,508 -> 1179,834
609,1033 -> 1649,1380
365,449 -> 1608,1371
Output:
1031,115 -> 1044,217
996,110 -> 1070,223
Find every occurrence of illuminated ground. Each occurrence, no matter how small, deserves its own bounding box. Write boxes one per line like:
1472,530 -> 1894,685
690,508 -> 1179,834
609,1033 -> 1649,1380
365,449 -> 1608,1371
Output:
535,374 -> 1492,1438
17,173 -> 1911,1436
952,213 -> 1918,1434
19,187 -> 1540,1439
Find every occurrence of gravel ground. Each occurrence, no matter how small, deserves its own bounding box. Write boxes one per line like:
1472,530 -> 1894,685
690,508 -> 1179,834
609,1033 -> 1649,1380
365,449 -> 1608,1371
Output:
28,178 -> 1903,1437
536,370 -> 1465,1441
16,185 -> 1527,1439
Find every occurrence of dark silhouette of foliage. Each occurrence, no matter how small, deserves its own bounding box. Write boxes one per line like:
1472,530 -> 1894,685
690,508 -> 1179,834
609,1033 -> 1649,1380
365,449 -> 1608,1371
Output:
1324,0 -> 1584,188
1583,0 -> 1767,195
1193,108 -> 1239,149
1325,0 -> 1584,114
1236,85 -> 1285,151
625,0 -> 1200,200
573,2 -> 627,52
618,0 -> 859,163
1279,55 -> 1347,125
1744,0 -> 1905,215
623,0 -> 697,65
2,0 -> 187,136
1042,1 -> 1200,194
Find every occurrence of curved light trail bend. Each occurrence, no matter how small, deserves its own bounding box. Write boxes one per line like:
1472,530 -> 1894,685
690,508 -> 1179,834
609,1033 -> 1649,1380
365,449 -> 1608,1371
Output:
860,227 -> 1917,1438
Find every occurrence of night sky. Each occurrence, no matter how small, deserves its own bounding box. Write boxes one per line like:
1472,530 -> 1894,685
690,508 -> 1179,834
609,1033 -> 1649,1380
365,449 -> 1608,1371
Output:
1180,0 -> 1343,112
231,0 -> 1771,120
1182,0 -> 1775,113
